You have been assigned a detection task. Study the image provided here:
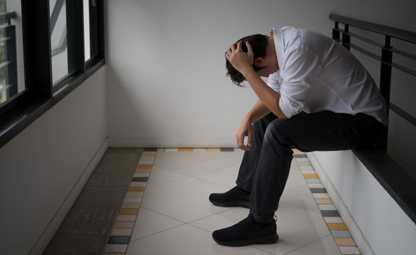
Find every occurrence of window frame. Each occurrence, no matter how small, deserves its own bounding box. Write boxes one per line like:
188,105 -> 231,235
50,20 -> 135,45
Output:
0,0 -> 105,148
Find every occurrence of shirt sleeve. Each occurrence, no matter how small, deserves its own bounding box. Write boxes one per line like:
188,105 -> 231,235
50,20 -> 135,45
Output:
279,48 -> 320,118
266,72 -> 281,92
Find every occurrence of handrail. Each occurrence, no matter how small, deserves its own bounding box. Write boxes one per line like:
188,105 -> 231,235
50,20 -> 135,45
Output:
342,42 -> 416,77
330,13 -> 416,44
334,28 -> 416,61
330,12 -> 416,130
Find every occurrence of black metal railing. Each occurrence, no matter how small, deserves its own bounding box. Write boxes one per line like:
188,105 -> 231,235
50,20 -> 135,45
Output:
0,11 -> 18,105
330,13 -> 416,224
330,14 -> 416,127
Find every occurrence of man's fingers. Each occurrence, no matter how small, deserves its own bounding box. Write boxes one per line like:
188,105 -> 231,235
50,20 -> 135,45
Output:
236,133 -> 249,151
235,134 -> 242,149
236,41 -> 242,51
245,41 -> 254,56
225,48 -> 233,61
225,51 -> 230,61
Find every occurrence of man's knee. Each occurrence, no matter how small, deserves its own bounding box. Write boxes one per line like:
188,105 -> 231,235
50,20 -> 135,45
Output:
264,120 -> 291,147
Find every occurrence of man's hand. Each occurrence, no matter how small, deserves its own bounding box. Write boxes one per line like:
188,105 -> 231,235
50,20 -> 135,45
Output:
235,116 -> 253,151
225,41 -> 254,75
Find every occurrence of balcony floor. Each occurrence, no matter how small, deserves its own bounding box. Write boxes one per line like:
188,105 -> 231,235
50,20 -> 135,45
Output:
102,148 -> 361,255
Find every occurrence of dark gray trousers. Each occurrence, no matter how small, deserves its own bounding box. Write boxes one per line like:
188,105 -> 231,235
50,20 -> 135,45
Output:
235,110 -> 387,223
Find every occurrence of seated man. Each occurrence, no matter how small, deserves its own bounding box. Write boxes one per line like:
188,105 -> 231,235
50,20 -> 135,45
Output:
209,26 -> 388,246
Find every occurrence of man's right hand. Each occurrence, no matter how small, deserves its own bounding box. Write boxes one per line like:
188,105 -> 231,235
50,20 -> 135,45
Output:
235,117 -> 254,151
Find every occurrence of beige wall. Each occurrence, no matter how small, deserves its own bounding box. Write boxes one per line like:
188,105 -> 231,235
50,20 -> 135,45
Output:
0,68 -> 107,255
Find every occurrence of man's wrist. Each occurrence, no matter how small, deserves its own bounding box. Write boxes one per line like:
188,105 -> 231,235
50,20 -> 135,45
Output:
244,113 -> 254,124
240,66 -> 256,78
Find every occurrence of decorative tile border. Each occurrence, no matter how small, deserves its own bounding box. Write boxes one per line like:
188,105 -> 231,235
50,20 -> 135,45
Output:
103,150 -> 157,255
157,147 -> 236,152
294,152 -> 362,255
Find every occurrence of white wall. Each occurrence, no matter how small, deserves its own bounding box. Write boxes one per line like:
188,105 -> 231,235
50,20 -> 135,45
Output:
106,0 -> 415,147
0,67 -> 107,255
309,151 -> 416,255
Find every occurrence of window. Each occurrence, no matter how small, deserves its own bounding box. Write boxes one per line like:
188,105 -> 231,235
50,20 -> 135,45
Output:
83,0 -> 91,61
48,0 -> 104,87
49,0 -> 68,84
0,0 -> 104,148
85,0 -> 102,65
0,0 -> 24,106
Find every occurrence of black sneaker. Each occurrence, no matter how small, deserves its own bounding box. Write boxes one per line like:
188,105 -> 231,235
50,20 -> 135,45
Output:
209,186 -> 250,208
212,214 -> 279,246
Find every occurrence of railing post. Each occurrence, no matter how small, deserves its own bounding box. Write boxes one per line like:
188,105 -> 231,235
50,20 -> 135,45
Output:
332,22 -> 340,42
380,36 -> 393,119
342,24 -> 350,50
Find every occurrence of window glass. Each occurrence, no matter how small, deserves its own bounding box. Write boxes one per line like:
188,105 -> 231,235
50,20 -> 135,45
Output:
0,0 -> 24,105
49,0 -> 68,84
83,0 -> 91,61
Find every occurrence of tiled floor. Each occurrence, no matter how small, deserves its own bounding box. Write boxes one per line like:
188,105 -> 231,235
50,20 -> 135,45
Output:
104,148 -> 361,255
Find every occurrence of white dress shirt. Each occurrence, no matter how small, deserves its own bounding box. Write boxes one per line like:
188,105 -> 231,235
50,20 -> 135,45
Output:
267,26 -> 388,126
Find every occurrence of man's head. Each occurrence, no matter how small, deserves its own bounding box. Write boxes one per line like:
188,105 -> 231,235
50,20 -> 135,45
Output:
225,33 -> 278,86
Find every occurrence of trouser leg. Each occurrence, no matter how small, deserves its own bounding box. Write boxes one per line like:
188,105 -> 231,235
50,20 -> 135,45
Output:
236,114 -> 277,192
250,111 -> 387,223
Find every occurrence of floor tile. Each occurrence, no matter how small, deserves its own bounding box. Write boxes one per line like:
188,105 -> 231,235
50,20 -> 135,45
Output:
141,170 -> 228,222
190,208 -> 250,232
331,230 -> 352,238
334,237 -> 356,246
192,202 -> 329,255
152,151 -> 244,178
130,208 -> 183,241
127,224 -> 270,255
323,217 -> 344,224
284,235 -> 341,255
194,166 -> 240,186
256,207 -> 330,255
327,223 -> 349,231
338,245 -> 361,254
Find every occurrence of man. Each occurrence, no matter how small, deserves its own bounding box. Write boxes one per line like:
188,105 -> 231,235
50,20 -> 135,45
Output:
209,26 -> 388,246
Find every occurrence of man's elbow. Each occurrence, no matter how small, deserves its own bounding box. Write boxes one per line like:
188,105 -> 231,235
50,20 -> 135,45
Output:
271,109 -> 288,121
273,100 -> 289,121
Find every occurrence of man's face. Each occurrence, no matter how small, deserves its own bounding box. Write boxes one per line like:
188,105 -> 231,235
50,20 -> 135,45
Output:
254,36 -> 279,77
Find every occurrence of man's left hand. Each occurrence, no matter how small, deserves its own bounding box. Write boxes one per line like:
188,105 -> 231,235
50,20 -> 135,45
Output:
225,41 -> 254,75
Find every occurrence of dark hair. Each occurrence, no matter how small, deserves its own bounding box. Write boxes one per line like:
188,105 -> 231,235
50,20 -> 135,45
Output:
225,34 -> 269,86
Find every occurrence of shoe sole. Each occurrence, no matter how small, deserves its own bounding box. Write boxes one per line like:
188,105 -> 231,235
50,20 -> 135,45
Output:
210,200 -> 251,209
214,234 -> 279,247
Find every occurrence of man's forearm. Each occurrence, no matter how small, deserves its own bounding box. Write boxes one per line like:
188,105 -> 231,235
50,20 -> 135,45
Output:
245,100 -> 270,123
243,68 -> 287,120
